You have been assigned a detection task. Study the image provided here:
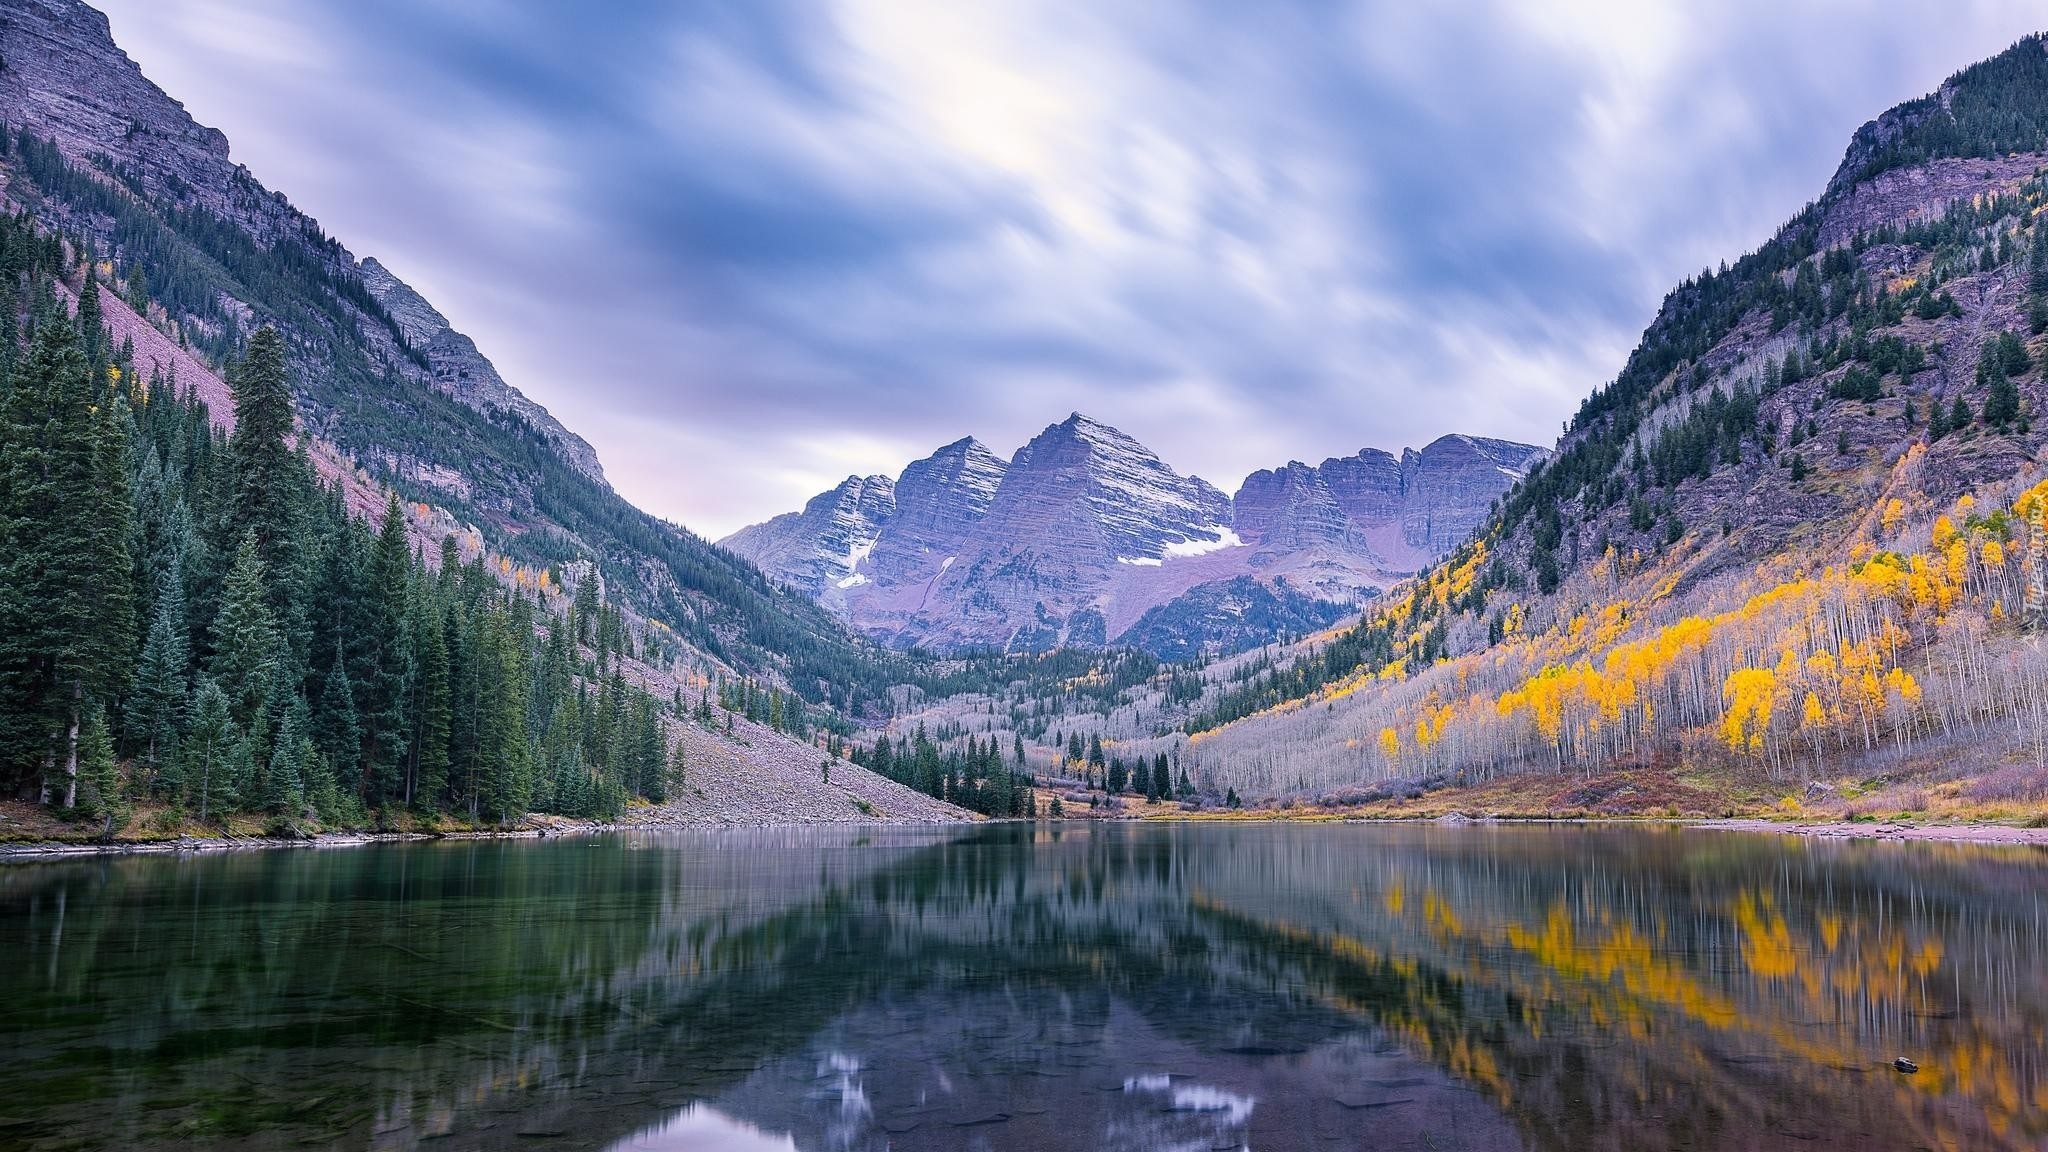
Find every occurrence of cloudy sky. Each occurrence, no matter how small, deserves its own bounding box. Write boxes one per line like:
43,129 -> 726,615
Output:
97,1 -> 2046,538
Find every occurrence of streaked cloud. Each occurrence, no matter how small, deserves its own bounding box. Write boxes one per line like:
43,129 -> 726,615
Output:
96,0 -> 2048,537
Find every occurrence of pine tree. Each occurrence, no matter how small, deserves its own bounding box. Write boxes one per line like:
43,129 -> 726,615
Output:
229,328 -> 300,571
1985,372 -> 2022,428
411,603 -> 451,810
182,676 -> 238,823
0,310 -> 135,805
126,568 -> 190,780
74,263 -> 104,365
360,495 -> 414,805
313,646 -> 361,775
209,531 -> 282,733
263,699 -> 309,815
77,704 -> 128,837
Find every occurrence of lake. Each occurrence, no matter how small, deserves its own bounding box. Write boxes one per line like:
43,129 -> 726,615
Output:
2,822 -> 2044,1151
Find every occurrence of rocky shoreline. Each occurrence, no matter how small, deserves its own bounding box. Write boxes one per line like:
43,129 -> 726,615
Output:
1694,818 -> 2048,846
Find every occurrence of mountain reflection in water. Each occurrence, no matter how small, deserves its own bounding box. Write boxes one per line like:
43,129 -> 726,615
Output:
2,823 -> 2044,1150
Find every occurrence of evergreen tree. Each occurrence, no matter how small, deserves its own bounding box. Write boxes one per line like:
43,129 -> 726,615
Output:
182,677 -> 237,823
313,646 -> 361,776
77,704 -> 127,837
209,531 -> 282,733
0,309 -> 134,805
126,566 -> 189,780
228,328 -> 300,572
74,263 -> 104,365
411,597 -> 451,809
360,495 -> 415,805
263,700 -> 309,815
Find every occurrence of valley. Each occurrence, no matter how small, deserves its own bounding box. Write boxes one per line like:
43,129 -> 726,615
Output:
0,0 -> 2042,852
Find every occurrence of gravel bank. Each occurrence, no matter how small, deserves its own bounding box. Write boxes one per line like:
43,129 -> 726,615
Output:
635,714 -> 974,826
1695,819 -> 2048,845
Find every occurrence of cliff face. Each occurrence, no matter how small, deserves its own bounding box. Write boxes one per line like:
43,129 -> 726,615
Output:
0,1 -> 235,213
718,473 -> 897,602
859,437 -> 1006,590
725,416 -> 1544,656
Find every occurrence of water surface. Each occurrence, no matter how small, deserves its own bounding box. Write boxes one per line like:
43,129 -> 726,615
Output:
3,823 -> 2045,1150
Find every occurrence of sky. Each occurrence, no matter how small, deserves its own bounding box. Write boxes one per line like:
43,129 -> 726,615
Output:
95,1 -> 2048,539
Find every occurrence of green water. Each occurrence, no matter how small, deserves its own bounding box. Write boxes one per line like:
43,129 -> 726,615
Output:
2,823 -> 2044,1151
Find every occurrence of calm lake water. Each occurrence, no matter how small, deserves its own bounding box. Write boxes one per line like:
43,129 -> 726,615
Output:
3,823 -> 2045,1151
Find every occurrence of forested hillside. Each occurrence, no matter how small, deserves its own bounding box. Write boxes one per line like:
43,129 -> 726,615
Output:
0,0 -> 913,718
1154,37 -> 2048,804
0,229 -> 685,828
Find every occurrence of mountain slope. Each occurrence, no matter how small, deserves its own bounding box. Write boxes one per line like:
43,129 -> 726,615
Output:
1172,36 -> 2048,802
725,415 -> 1541,656
0,0 -> 896,705
355,256 -> 606,484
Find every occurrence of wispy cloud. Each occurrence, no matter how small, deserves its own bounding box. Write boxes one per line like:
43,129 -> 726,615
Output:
97,0 -> 2047,537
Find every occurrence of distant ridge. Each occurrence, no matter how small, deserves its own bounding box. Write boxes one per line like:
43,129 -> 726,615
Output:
723,413 -> 1542,656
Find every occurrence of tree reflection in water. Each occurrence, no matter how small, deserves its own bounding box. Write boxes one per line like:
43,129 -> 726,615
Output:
2,823 -> 2043,1150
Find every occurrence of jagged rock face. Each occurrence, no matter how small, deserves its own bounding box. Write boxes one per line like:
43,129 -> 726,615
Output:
727,415 -> 1544,656
859,437 -> 1007,588
979,413 -> 1234,567
1398,435 -> 1550,554
1319,449 -> 1407,527
1232,461 -> 1356,553
357,257 -> 607,484
720,473 -> 896,599
0,1 -> 235,216
897,414 -> 1238,651
1236,435 -> 1544,571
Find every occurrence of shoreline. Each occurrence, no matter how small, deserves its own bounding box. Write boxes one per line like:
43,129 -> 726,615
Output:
0,805 -> 991,860
1690,818 -> 2048,846
9,812 -> 2048,859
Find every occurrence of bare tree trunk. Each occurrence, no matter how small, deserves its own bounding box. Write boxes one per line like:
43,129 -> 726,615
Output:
62,680 -> 81,810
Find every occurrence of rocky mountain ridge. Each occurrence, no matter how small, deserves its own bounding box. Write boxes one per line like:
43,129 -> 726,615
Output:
723,413 -> 1543,656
